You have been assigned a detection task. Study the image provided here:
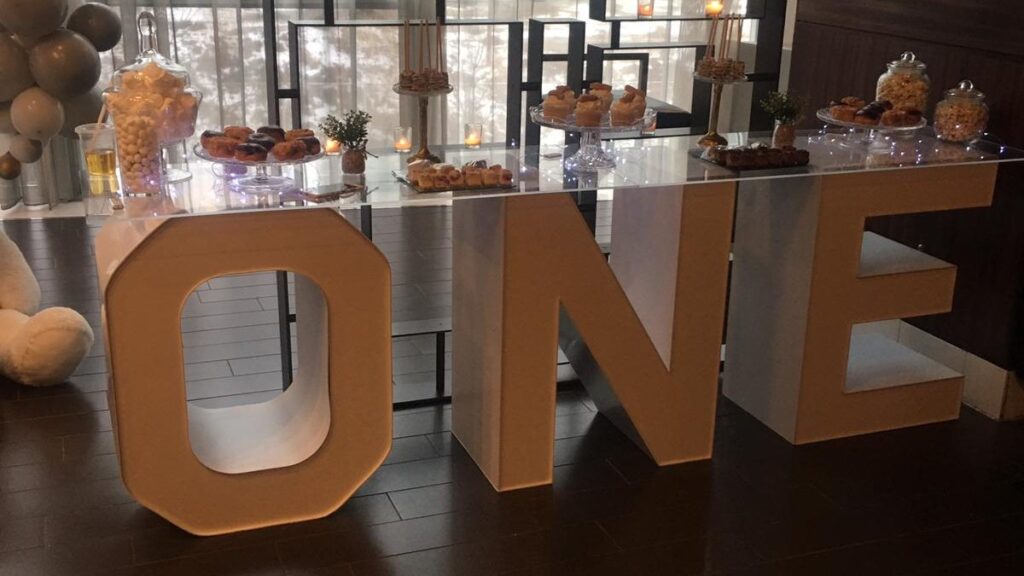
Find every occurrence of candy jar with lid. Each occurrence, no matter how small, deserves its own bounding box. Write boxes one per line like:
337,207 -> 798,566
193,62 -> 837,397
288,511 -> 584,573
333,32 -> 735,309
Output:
876,52 -> 931,114
934,80 -> 989,144
104,12 -> 202,195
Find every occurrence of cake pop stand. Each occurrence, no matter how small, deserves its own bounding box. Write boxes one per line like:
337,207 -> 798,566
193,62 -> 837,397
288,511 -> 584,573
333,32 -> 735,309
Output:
528,105 -> 655,172
693,72 -> 748,148
393,84 -> 454,164
194,145 -> 325,193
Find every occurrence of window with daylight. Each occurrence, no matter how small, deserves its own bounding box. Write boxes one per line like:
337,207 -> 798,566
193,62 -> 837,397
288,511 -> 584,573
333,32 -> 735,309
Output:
100,0 -> 754,149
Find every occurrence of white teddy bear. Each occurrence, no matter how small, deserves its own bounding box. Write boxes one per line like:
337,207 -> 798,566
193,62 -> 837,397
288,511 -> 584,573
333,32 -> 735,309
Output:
0,229 -> 95,387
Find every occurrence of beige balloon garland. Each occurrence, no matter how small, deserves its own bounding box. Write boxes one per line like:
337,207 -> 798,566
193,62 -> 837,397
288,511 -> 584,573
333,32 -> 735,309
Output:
0,0 -> 121,180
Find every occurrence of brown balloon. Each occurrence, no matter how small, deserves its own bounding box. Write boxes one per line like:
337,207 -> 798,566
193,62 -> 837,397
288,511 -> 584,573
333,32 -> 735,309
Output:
0,0 -> 67,39
0,102 -> 13,133
0,34 -> 34,102
0,152 -> 21,180
59,86 -> 102,137
67,3 -> 121,52
28,29 -> 101,99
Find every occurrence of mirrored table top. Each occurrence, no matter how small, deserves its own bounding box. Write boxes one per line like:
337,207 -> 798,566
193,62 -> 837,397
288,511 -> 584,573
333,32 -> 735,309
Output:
106,129 -> 1024,221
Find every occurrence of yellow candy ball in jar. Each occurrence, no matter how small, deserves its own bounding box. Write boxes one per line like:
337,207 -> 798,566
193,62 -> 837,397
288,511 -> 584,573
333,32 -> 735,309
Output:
102,11 -> 202,195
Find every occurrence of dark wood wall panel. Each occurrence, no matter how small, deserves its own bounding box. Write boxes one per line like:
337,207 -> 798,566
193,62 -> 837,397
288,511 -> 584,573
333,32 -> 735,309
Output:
789,9 -> 1024,371
796,0 -> 1024,58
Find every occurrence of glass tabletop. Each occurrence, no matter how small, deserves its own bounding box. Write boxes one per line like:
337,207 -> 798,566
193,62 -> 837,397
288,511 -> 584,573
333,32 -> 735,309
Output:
111,128 -> 1024,221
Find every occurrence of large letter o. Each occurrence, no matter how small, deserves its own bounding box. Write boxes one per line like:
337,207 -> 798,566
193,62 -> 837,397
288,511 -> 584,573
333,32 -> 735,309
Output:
97,209 -> 391,535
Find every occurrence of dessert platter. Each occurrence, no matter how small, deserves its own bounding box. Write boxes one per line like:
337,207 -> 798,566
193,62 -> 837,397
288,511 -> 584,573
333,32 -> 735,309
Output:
194,125 -> 324,192
531,84 -> 654,172
817,96 -> 926,134
394,160 -> 515,193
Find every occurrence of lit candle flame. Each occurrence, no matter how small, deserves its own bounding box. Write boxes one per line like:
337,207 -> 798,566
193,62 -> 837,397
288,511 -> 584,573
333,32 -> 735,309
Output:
706,0 -> 724,16
324,139 -> 342,155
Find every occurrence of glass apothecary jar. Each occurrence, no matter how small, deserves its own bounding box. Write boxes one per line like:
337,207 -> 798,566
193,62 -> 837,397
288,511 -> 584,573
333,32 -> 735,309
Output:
104,12 -> 202,195
934,80 -> 989,144
876,52 -> 930,114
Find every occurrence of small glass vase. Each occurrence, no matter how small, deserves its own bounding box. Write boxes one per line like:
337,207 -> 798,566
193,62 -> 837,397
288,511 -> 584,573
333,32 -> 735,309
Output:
341,148 -> 366,174
772,121 -> 796,148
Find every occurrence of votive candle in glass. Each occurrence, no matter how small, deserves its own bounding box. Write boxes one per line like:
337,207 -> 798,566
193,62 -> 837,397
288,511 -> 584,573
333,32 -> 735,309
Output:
642,112 -> 657,136
638,0 -> 654,18
464,123 -> 482,149
394,127 -> 412,152
324,138 -> 342,155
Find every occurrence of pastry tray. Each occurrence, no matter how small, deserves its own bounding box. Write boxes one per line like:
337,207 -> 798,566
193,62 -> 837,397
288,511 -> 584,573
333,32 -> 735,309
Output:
688,148 -> 812,174
194,144 -> 324,167
816,108 -> 926,133
393,170 -> 515,194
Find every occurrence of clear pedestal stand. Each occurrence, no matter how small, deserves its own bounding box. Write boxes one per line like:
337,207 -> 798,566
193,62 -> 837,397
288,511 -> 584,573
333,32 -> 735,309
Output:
815,108 -> 927,147
528,106 -> 656,172
194,145 -> 325,195
162,144 -> 193,184
393,84 -> 454,164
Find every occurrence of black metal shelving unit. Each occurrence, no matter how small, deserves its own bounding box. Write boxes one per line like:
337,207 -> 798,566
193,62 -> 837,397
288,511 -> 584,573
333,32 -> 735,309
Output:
260,0 -> 788,407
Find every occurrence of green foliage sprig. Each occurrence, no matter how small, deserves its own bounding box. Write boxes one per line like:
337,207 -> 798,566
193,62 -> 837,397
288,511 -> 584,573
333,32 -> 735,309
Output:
760,91 -> 803,124
319,110 -> 372,151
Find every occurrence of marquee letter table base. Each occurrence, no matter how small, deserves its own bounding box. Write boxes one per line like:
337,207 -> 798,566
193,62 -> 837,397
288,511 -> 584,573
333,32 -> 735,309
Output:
722,164 -> 998,444
95,208 -> 393,535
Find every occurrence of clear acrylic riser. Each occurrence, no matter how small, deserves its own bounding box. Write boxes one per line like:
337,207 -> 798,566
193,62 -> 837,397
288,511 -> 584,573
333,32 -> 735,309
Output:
528,106 -> 656,172
193,145 -> 326,194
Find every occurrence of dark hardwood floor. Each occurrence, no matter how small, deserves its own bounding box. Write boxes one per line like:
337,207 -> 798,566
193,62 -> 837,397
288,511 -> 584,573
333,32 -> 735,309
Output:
2,210 -> 1024,575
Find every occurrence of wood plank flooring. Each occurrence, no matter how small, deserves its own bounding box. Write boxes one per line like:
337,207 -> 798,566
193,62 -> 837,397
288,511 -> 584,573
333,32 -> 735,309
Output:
1,210 -> 1024,575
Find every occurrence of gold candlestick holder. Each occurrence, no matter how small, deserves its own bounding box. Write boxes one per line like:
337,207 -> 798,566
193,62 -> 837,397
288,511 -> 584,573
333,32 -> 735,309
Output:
694,72 -> 746,149
393,84 -> 454,164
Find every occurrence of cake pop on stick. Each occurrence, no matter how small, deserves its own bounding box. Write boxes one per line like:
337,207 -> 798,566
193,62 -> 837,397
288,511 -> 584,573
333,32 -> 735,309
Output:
718,11 -> 729,60
735,15 -> 743,60
706,11 -> 719,57
723,15 -> 733,60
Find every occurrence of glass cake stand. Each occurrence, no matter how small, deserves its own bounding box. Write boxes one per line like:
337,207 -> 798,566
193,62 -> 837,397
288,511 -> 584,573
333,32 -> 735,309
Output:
816,108 -> 927,142
193,145 -> 325,193
528,105 -> 655,172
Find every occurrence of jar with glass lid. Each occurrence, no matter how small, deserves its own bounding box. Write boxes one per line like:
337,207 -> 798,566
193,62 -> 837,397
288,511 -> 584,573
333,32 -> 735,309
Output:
876,52 -> 930,113
934,80 -> 989,143
104,12 -> 202,195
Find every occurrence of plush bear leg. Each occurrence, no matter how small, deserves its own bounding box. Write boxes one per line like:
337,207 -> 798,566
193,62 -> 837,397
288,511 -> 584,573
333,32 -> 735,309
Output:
0,231 -> 41,315
1,307 -> 95,387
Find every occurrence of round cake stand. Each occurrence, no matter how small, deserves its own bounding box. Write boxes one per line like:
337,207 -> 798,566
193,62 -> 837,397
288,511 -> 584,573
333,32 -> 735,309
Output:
393,83 -> 454,164
194,145 -> 325,193
693,73 -> 748,149
528,106 -> 653,172
815,108 -> 927,146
